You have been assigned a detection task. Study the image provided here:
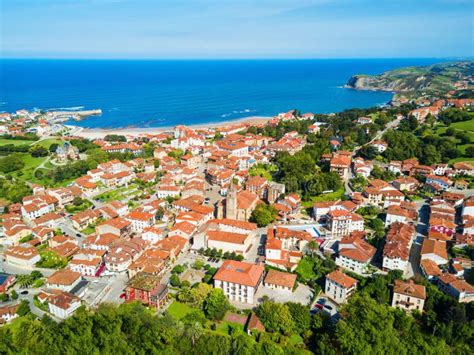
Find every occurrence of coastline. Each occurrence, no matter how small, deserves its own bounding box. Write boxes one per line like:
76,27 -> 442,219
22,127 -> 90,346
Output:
70,115 -> 273,139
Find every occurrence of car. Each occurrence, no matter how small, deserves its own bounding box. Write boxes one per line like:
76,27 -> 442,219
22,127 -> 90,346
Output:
323,305 -> 333,311
314,303 -> 324,310
317,298 -> 326,305
76,233 -> 82,238
20,290 -> 29,295
204,197 -> 210,202
119,293 -> 126,299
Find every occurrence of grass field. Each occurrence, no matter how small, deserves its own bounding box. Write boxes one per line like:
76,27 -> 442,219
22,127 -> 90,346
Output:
302,187 -> 345,208
95,184 -> 139,202
450,119 -> 474,131
167,301 -> 194,320
215,320 -> 245,335
0,138 -> 34,146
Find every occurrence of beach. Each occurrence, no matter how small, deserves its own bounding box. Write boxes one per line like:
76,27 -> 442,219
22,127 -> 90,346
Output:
72,116 -> 273,139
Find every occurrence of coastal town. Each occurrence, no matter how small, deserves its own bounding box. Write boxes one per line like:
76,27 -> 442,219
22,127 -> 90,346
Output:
1,93 -> 474,351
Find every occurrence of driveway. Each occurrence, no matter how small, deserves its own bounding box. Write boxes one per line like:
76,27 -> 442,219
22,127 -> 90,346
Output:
254,282 -> 313,306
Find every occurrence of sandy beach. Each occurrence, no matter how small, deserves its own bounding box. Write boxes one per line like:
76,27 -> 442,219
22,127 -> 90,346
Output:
71,116 -> 273,139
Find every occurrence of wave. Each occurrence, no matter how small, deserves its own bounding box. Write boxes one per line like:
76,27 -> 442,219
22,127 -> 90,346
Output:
221,108 -> 256,118
49,106 -> 85,111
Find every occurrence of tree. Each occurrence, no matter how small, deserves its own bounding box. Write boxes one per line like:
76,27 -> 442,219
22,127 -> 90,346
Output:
286,302 -> 311,335
73,197 -> 84,206
307,240 -> 318,257
203,288 -> 229,321
188,283 -> 213,308
184,322 -> 203,346
466,145 -> 474,158
30,145 -> 49,157
250,203 -> 278,227
49,143 -> 60,153
16,300 -> 31,316
10,290 -> 18,300
0,153 -> 25,173
169,274 -> 181,287
256,301 -> 295,335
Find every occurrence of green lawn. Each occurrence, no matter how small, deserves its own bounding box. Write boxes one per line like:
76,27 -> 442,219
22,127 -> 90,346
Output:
95,184 -> 138,202
167,301 -> 194,320
0,138 -> 35,146
215,321 -> 245,335
302,187 -> 345,208
450,119 -> 474,131
65,200 -> 93,213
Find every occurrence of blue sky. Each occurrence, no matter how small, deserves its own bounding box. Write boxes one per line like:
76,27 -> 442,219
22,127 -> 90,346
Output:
1,0 -> 472,59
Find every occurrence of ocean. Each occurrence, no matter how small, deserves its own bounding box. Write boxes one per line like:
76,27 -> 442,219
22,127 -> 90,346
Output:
0,58 -> 445,129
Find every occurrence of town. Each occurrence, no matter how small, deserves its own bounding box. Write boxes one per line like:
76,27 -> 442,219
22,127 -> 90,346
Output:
1,97 -> 474,352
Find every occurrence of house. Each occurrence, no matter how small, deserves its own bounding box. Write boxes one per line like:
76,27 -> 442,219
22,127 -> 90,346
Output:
330,155 -> 351,181
425,175 -> 453,191
327,209 -> 364,238
71,209 -> 101,230
46,269 -> 82,292
438,273 -> 474,303
213,260 -> 265,304
206,230 -> 252,258
47,291 -> 81,319
69,254 -> 103,277
392,176 -> 419,192
420,238 -> 448,265
126,211 -> 155,233
385,204 -> 417,227
325,269 -> 357,304
336,233 -> 376,275
263,269 -> 296,292
370,140 -> 388,153
4,246 -> 41,267
125,272 -> 169,309
420,259 -> 442,281
382,223 -> 414,272
96,217 -> 131,237
0,305 -> 19,324
265,226 -> 311,270
391,280 -> 426,312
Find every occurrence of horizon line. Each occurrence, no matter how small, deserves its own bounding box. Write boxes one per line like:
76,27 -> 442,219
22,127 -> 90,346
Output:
1,56 -> 473,61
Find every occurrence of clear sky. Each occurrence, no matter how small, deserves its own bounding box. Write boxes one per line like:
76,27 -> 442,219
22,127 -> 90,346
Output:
1,0 -> 472,59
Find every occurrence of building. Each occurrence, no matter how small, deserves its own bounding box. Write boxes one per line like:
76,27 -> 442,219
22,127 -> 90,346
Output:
206,230 -> 252,258
0,304 -> 19,324
325,269 -> 357,304
125,272 -> 169,309
4,246 -> 40,267
48,291 -> 81,319
263,269 -> 297,292
327,209 -> 364,238
420,238 -> 449,265
213,260 -> 264,304
382,223 -> 414,272
391,280 -> 426,312
46,269 -> 82,292
336,233 -> 376,275
438,273 -> 474,303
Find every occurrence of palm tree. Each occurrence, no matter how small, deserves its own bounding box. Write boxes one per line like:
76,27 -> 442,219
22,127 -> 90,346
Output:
185,322 -> 203,346
307,240 -> 318,257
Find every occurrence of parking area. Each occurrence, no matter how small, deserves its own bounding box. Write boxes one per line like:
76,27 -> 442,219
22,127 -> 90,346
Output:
254,282 -> 313,306
311,294 -> 339,318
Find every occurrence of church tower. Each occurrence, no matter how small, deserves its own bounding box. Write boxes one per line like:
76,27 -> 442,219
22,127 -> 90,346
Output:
226,182 -> 237,220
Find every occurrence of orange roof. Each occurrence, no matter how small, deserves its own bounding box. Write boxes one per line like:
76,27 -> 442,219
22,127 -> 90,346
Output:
47,269 -> 81,286
264,269 -> 297,289
420,259 -> 442,277
214,260 -> 264,287
421,239 -> 448,261
326,269 -> 357,288
393,279 -> 426,300
207,230 -> 249,245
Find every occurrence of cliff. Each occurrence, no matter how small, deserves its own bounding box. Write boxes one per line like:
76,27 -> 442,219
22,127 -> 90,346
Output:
346,61 -> 474,94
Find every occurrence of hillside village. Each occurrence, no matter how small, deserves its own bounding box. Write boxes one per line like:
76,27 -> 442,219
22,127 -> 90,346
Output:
0,98 -> 474,351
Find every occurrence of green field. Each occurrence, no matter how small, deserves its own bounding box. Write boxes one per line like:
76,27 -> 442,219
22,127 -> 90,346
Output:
302,187 -> 345,208
0,138 -> 34,146
450,119 -> 474,131
94,184 -> 139,202
167,301 -> 194,320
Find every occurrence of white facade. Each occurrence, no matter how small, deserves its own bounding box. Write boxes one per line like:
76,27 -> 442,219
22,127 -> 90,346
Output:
335,255 -> 369,275
214,279 -> 257,304
382,256 -> 409,272
48,298 -> 81,319
325,277 -> 356,304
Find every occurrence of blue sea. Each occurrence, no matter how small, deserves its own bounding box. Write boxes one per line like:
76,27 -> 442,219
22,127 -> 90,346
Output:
0,58 -> 445,129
